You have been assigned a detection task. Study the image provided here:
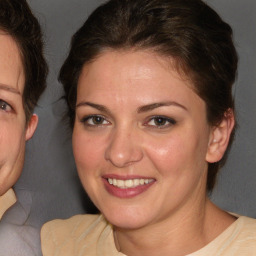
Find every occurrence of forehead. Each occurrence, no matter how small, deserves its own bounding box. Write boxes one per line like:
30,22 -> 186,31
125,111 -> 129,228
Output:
79,49 -> 195,84
77,50 -> 205,113
0,31 -> 25,95
78,49 -> 194,95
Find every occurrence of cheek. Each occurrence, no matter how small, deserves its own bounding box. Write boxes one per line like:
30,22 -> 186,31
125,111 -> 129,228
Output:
0,124 -> 25,158
145,133 -> 187,167
145,131 -> 208,178
72,129 -> 107,207
72,130 -> 106,174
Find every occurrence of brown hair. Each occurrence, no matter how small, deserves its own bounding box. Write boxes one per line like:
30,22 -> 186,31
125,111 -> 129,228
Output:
0,0 -> 48,121
59,0 -> 238,191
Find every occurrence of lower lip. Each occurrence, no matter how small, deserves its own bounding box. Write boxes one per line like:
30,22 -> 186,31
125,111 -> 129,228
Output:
103,178 -> 155,198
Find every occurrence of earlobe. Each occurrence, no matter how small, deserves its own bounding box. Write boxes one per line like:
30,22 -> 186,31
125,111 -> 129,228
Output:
206,109 -> 235,163
25,114 -> 39,141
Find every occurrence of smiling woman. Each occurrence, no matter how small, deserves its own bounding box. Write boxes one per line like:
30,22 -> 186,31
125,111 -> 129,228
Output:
41,0 -> 256,255
73,50 -> 214,231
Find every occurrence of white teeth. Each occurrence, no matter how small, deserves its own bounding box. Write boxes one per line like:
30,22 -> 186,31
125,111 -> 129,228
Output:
117,180 -> 124,188
107,178 -> 154,189
134,179 -> 140,186
125,179 -> 133,188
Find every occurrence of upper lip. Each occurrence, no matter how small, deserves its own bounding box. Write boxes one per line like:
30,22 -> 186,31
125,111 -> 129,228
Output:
102,174 -> 155,180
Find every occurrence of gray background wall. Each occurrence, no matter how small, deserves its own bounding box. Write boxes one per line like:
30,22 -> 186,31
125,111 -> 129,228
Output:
13,0 -> 255,229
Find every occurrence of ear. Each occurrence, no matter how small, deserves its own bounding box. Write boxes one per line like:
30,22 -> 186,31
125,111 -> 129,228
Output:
206,109 -> 235,163
25,114 -> 39,141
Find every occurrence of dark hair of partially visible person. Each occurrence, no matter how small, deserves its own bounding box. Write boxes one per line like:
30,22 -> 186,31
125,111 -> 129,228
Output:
0,0 -> 48,122
59,0 -> 238,191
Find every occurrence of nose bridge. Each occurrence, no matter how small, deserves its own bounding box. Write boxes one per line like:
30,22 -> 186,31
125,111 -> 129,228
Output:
105,123 -> 143,168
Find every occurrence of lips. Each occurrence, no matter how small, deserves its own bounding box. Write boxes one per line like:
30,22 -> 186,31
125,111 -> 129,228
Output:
102,175 -> 156,198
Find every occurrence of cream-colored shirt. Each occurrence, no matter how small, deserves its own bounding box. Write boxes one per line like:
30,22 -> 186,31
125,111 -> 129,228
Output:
0,188 -> 16,220
41,214 -> 256,256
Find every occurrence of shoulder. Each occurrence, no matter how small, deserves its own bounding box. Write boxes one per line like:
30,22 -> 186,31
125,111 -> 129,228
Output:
228,216 -> 256,254
41,214 -> 105,241
0,189 -> 40,256
237,215 -> 256,236
41,214 -> 110,255
0,222 -> 40,256
43,214 -> 98,230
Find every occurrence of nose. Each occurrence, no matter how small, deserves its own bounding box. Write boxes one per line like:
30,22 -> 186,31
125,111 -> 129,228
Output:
104,126 -> 143,168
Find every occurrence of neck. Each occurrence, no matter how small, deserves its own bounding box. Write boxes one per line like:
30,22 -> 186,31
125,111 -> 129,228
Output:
114,198 -> 235,256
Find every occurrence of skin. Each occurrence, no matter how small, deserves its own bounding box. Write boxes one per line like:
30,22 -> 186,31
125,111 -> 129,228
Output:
0,32 -> 38,196
73,50 -> 235,255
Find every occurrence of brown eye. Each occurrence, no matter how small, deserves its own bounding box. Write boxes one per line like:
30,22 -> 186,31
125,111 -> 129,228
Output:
91,116 -> 105,125
153,117 -> 168,126
147,116 -> 176,128
81,115 -> 110,126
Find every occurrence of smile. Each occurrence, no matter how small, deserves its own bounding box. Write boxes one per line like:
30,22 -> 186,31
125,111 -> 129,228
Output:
107,178 -> 154,189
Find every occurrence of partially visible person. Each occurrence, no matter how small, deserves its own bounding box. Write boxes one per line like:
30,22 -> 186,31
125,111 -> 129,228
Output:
42,0 -> 256,255
0,0 -> 47,255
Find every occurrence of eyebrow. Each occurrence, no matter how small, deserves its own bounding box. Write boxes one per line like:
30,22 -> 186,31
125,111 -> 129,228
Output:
76,101 -> 187,114
0,83 -> 21,95
137,101 -> 187,113
76,101 -> 111,115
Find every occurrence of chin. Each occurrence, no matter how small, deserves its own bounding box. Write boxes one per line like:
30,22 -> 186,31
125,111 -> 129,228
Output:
101,205 -> 152,230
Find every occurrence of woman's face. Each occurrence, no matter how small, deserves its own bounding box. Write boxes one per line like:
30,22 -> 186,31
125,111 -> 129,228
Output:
73,50 -> 215,229
0,33 -> 37,195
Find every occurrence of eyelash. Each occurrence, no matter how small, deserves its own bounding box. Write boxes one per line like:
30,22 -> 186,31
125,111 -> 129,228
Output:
80,115 -> 176,129
0,99 -> 12,113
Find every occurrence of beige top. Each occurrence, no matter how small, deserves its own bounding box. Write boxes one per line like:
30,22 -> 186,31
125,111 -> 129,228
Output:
0,188 -> 16,220
41,213 -> 256,256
